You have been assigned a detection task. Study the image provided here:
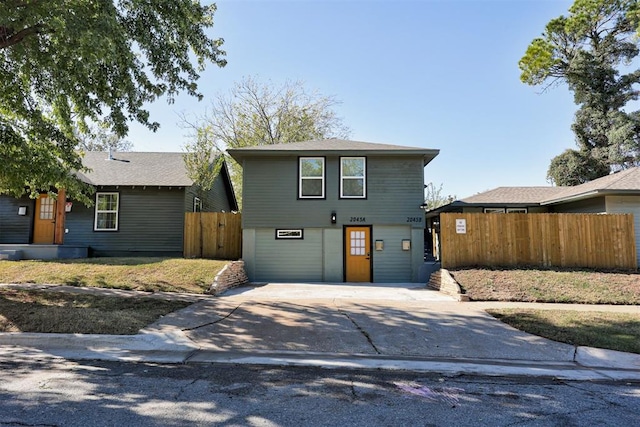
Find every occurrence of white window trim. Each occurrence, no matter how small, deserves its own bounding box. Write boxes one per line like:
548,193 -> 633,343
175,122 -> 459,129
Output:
340,156 -> 366,198
299,157 -> 325,199
507,208 -> 528,213
484,208 -> 506,213
193,197 -> 202,212
276,229 -> 303,239
94,192 -> 119,231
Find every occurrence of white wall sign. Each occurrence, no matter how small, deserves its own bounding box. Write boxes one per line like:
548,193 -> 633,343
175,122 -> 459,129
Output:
455,219 -> 466,234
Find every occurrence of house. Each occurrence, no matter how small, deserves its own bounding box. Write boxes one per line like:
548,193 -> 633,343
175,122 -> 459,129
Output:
0,151 -> 237,259
426,167 -> 640,264
227,139 -> 439,283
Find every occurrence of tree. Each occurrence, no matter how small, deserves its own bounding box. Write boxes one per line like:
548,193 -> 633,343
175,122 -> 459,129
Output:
423,182 -> 455,210
183,125 -> 223,211
76,123 -> 133,152
547,148 -> 611,185
181,76 -> 350,207
519,0 -> 640,185
1,0 -> 226,203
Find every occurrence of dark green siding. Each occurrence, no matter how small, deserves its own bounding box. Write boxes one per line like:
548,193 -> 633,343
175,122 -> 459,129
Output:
64,187 -> 185,256
242,155 -> 425,229
184,172 -> 233,213
0,196 -> 35,244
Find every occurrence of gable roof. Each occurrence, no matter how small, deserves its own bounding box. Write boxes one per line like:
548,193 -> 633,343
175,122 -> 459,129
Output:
227,139 -> 440,165
76,151 -> 194,186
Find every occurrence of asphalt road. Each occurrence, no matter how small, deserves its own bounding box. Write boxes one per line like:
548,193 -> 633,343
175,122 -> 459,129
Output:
0,359 -> 638,427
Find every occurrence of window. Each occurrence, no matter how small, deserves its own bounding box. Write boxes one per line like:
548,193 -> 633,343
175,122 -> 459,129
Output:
276,229 -> 303,239
507,208 -> 528,213
193,197 -> 202,212
484,208 -> 505,213
94,192 -> 119,231
340,157 -> 366,198
299,157 -> 325,198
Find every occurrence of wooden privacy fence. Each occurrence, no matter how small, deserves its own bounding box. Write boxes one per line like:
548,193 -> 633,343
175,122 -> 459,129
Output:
440,213 -> 637,270
184,212 -> 242,260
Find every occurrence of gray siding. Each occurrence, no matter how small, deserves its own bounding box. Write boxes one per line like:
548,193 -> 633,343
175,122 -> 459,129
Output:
372,226 -> 412,282
64,187 -> 185,256
552,197 -> 606,213
254,228 -> 323,281
605,195 -> 640,265
0,196 -> 35,244
184,171 -> 233,213
242,155 -> 425,230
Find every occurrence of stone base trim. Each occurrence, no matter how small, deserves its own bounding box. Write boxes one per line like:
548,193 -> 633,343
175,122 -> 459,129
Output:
428,269 -> 469,301
208,260 -> 249,295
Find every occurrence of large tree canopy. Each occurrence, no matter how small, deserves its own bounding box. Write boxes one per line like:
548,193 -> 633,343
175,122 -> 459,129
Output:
1,0 -> 226,202
181,76 -> 350,207
519,0 -> 640,185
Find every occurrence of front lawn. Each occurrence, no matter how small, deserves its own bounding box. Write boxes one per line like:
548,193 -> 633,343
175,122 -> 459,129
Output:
450,268 -> 640,304
0,257 -> 228,294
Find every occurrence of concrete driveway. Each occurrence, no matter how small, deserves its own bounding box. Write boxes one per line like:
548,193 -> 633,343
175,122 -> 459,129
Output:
155,282 -> 576,362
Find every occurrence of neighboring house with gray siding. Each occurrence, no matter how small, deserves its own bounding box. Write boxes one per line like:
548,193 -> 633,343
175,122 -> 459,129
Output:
0,151 -> 237,258
228,139 -> 439,283
426,167 -> 640,264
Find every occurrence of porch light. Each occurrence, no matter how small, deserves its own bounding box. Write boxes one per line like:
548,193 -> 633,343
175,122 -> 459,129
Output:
331,211 -> 337,224
18,206 -> 27,216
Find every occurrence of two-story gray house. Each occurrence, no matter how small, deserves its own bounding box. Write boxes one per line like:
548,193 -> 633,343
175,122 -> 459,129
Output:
228,139 -> 439,283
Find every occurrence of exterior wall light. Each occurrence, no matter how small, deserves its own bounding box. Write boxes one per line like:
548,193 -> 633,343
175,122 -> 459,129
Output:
331,211 -> 337,224
18,206 -> 27,216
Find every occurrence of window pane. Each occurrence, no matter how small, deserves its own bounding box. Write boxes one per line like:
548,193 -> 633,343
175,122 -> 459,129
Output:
97,194 -> 118,210
342,158 -> 364,177
301,179 -> 323,196
343,178 -> 364,197
97,212 -> 117,230
301,158 -> 323,177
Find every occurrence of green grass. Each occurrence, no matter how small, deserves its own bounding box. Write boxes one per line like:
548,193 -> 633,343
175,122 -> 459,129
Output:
488,309 -> 640,354
0,257 -> 228,294
450,268 -> 640,304
0,288 -> 191,334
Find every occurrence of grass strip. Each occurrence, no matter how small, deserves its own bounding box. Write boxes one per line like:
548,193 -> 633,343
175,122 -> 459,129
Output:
0,289 -> 191,334
0,257 -> 227,294
487,308 -> 640,354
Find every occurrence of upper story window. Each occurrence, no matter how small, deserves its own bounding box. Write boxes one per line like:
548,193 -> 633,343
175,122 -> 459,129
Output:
94,192 -> 119,231
193,197 -> 202,212
340,157 -> 366,198
299,157 -> 325,198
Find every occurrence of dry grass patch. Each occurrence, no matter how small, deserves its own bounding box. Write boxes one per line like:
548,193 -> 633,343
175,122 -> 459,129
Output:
450,268 -> 640,304
488,309 -> 640,354
0,258 -> 228,293
0,289 -> 191,334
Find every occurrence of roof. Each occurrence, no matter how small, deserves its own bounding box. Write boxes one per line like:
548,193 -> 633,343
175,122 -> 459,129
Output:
426,167 -> 640,215
542,167 -> 640,205
227,139 -> 439,165
461,187 -> 566,204
76,151 -> 193,186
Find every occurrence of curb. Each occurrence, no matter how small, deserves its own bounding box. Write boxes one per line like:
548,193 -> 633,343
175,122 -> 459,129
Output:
1,331 -> 640,381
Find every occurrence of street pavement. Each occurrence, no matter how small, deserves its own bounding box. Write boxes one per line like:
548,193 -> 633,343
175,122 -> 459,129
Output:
1,282 -> 639,381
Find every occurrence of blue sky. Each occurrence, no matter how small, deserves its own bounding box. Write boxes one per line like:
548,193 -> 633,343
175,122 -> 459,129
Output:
128,0 -> 577,199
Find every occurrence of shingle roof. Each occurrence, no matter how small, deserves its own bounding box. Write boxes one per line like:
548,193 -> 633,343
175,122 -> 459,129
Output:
461,187 -> 567,204
76,152 -> 193,186
227,139 -> 439,164
542,167 -> 640,204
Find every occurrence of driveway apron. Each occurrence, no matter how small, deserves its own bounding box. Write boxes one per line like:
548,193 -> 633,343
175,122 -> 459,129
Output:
168,283 -> 576,362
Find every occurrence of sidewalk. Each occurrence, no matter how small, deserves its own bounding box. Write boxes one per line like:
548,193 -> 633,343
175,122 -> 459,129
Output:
1,282 -> 639,381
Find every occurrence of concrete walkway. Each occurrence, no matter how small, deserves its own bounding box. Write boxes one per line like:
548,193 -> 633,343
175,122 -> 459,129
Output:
1,282 -> 639,380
